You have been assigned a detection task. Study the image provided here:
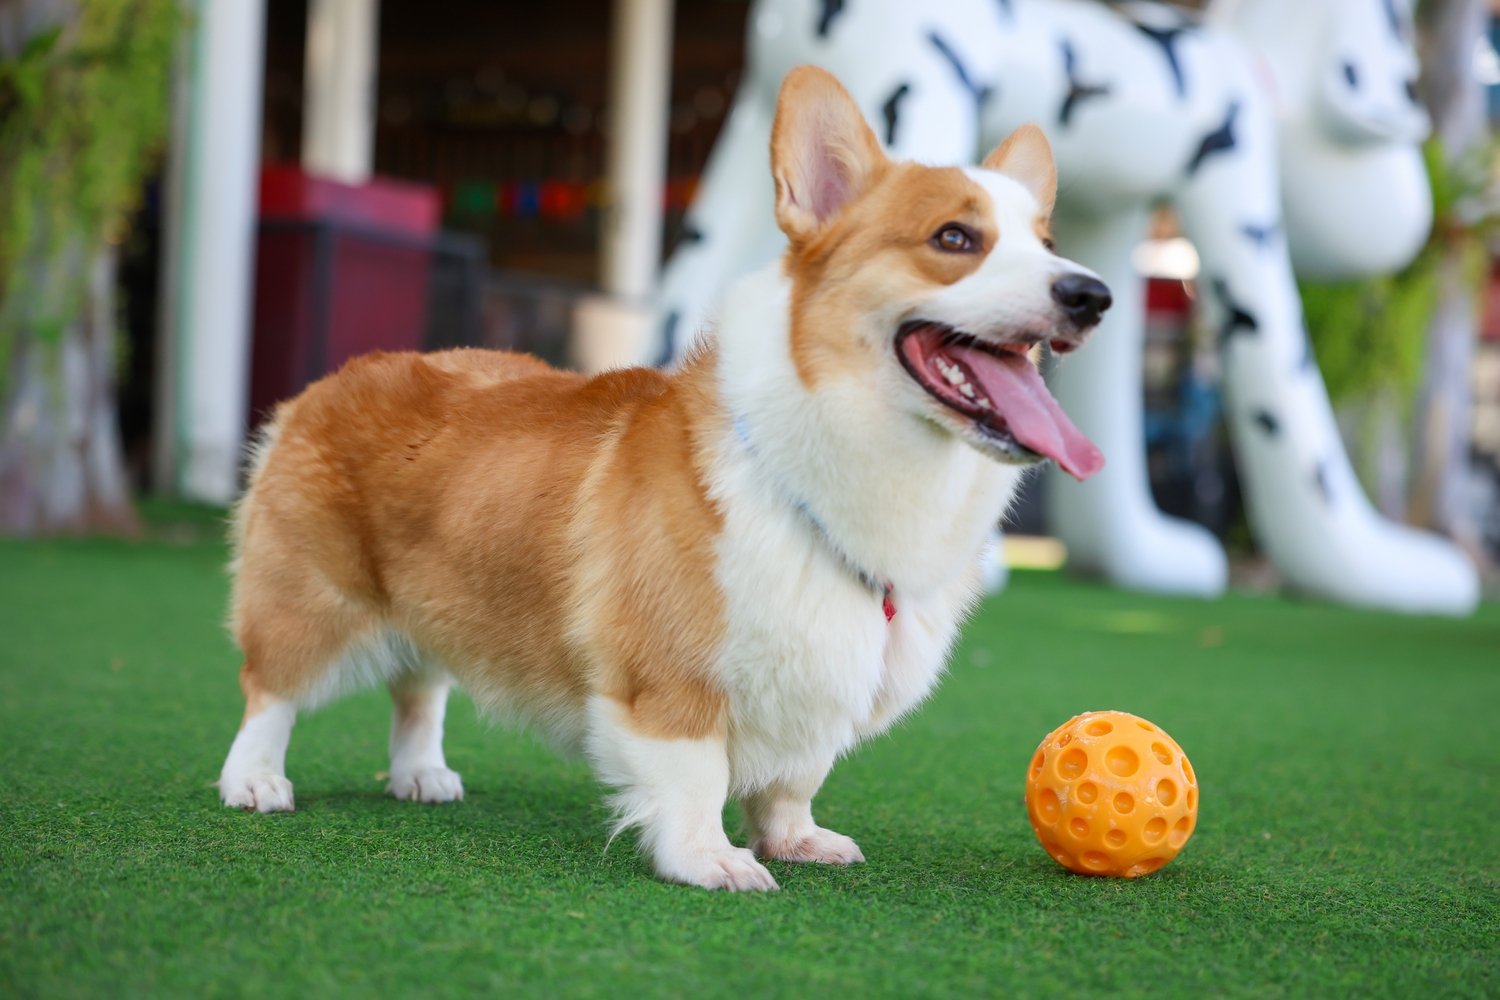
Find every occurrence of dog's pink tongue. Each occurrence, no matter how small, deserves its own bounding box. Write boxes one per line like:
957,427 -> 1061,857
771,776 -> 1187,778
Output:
948,344 -> 1105,481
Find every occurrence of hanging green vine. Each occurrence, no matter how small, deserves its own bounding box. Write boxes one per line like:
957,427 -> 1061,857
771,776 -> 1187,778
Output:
1300,138 -> 1496,406
0,0 -> 180,389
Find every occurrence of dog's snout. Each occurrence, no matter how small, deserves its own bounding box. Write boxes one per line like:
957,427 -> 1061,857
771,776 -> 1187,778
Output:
1051,274 -> 1112,329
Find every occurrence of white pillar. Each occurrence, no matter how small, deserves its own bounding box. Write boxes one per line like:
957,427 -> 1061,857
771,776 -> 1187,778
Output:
160,0 -> 266,504
302,0 -> 379,183
573,0 -> 674,372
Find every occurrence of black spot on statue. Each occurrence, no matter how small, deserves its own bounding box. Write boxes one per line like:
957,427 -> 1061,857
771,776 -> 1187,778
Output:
1343,61 -> 1359,89
678,225 -> 704,245
1058,40 -> 1110,127
1135,24 -> 1189,98
1253,410 -> 1280,437
1186,102 -> 1239,175
1241,220 -> 1281,248
1405,79 -> 1420,105
929,33 -> 993,113
882,84 -> 911,147
1313,460 -> 1334,504
816,0 -> 846,39
1212,277 -> 1258,346
994,0 -> 1013,20
655,312 -> 680,369
1381,0 -> 1401,39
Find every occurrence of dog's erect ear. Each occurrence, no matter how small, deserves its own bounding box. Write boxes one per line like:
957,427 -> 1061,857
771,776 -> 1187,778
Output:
982,124 -> 1057,218
771,66 -> 888,243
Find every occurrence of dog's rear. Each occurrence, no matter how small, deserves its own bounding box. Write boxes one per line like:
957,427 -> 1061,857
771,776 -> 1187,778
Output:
218,67 -> 1108,891
225,348 -> 596,806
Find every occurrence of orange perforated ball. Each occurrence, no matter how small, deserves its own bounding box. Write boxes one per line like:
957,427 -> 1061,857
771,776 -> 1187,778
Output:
1025,711 -> 1198,877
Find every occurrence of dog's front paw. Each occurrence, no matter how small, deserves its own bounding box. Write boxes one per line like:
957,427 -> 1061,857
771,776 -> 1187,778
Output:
659,846 -> 780,892
388,767 -> 464,803
219,773 -> 295,813
754,827 -> 865,865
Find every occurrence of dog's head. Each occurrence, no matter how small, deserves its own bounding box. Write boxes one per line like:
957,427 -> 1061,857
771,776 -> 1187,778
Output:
770,66 -> 1108,480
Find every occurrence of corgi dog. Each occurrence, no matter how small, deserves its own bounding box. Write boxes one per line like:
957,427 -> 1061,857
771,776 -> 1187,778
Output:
217,66 -> 1110,891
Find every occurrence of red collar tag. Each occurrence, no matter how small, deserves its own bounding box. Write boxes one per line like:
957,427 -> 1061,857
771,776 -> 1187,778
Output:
882,583 -> 895,622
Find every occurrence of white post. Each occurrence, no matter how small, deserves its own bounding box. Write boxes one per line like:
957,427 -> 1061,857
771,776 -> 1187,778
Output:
302,0 -> 380,183
161,0 -> 266,504
572,0 -> 675,372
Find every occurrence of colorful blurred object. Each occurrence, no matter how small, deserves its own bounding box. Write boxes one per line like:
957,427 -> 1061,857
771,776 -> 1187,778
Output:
249,166 -> 441,427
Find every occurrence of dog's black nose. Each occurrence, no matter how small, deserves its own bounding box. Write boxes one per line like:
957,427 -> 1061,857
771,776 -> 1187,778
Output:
1051,274 -> 1112,328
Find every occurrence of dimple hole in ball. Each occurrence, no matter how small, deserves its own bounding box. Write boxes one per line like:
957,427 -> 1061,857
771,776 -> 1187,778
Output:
1151,741 -> 1173,765
1182,756 -> 1195,783
1105,745 -> 1139,777
1037,787 -> 1061,824
1170,816 -> 1193,848
1030,751 -> 1045,778
1081,851 -> 1110,870
1134,856 -> 1167,875
1076,781 -> 1098,804
1105,828 -> 1127,848
1136,720 -> 1154,731
1157,778 -> 1178,807
1143,816 -> 1167,844
1187,787 -> 1197,810
1057,732 -> 1073,748
1113,791 -> 1135,814
1086,719 -> 1113,737
1058,748 -> 1087,780
1069,817 -> 1090,839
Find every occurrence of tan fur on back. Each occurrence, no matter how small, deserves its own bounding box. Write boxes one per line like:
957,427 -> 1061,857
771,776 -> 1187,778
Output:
232,347 -> 730,741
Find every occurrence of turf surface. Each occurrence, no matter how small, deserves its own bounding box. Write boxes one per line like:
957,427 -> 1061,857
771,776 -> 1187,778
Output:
1,508 -> 1497,999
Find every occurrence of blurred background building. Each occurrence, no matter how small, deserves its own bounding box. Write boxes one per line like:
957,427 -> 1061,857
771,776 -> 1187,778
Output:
6,0 -> 1500,573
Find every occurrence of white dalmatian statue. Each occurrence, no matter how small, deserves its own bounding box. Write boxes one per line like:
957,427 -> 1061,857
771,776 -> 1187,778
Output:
652,0 -> 1479,615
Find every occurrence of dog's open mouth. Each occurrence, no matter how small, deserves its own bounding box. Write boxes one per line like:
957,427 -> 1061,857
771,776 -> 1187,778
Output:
896,321 -> 1105,480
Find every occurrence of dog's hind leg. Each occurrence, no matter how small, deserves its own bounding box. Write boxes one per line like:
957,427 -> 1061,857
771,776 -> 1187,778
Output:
387,669 -> 464,803
219,567 -> 378,813
218,663 -> 299,813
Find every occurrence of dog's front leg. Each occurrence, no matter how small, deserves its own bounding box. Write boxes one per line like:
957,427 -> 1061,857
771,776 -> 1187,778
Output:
742,767 -> 865,866
585,694 -> 778,891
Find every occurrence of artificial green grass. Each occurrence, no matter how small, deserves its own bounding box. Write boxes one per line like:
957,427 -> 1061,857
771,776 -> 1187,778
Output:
1,515 -> 1497,1000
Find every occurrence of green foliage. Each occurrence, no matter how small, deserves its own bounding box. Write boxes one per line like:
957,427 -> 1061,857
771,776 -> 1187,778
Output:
0,0 -> 179,373
1300,138 -> 1497,406
1299,258 -> 1438,404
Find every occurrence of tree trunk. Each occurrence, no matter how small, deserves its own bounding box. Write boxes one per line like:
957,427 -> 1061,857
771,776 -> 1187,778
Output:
0,0 -> 139,537
0,242 -> 138,535
1410,0 -> 1488,557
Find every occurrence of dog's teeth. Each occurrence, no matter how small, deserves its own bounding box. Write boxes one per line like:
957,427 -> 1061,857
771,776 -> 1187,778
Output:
977,398 -> 992,409
944,366 -> 965,385
959,382 -> 975,398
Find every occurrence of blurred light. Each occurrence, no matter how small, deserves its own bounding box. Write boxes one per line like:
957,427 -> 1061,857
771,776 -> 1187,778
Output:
1132,236 -> 1201,280
527,95 -> 559,125
1004,535 -> 1067,570
694,87 -> 726,119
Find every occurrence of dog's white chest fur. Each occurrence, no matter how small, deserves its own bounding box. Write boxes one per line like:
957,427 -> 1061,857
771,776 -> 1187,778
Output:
705,266 -> 1022,793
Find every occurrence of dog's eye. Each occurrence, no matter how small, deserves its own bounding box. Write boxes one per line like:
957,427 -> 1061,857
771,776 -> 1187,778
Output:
932,225 -> 975,253
1042,238 -> 1057,253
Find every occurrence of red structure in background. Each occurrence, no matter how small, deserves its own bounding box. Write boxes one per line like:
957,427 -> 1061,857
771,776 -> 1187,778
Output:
249,166 -> 442,427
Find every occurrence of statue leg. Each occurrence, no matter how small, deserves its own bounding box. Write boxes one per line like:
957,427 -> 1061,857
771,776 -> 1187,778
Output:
650,89 -> 782,364
1046,204 -> 1229,597
1174,88 -> 1478,615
